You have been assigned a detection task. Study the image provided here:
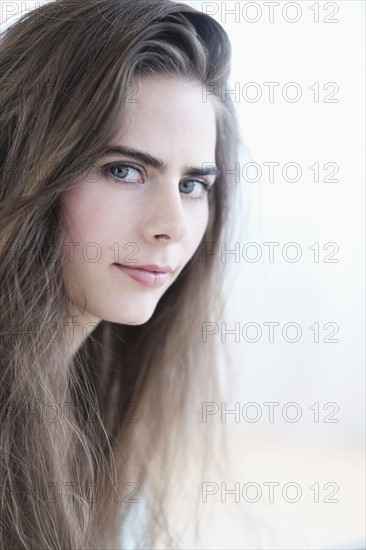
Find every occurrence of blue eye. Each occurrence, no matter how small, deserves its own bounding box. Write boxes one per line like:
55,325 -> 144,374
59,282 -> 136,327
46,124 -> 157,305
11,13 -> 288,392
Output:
104,163 -> 144,184
179,179 -> 211,200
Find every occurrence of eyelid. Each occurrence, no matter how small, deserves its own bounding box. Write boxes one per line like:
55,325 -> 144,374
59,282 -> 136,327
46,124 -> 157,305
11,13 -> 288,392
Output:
179,179 -> 212,201
102,160 -> 146,178
185,175 -> 215,186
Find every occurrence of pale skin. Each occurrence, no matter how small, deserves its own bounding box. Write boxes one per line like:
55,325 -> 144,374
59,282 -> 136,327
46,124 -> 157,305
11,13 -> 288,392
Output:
61,75 -> 218,361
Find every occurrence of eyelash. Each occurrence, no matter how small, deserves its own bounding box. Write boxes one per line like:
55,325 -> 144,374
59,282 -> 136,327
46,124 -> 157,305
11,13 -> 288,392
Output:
102,162 -> 213,200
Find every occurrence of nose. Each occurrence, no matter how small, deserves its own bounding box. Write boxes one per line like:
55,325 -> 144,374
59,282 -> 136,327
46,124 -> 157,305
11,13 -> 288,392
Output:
140,181 -> 187,244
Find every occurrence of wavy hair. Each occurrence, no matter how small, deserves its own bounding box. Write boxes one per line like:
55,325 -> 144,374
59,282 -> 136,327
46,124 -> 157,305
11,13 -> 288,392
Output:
0,0 -> 240,547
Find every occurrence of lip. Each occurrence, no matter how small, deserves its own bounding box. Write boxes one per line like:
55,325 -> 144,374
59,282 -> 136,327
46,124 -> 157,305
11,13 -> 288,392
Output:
113,263 -> 173,289
122,264 -> 173,273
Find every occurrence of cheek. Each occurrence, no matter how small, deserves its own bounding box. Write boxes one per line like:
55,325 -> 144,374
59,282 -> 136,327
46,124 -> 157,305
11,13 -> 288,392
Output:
185,202 -> 209,256
62,184 -> 118,245
61,188 -> 108,284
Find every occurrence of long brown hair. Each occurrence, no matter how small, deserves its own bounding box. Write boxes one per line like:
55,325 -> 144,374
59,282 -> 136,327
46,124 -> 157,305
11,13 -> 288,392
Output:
0,0 -> 240,547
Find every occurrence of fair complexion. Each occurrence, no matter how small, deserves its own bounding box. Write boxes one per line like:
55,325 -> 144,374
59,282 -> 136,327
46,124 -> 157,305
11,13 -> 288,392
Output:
62,75 -> 218,359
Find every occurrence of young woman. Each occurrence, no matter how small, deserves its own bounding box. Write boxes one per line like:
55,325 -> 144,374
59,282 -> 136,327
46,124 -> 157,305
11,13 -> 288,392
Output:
0,0 -> 240,547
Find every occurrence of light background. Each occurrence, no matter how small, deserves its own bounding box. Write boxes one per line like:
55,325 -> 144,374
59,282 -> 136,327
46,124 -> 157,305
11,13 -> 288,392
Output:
182,2 -> 365,549
1,1 -> 365,549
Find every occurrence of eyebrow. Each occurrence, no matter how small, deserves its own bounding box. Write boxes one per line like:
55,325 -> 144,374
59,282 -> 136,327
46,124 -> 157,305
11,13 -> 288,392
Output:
98,145 -> 221,179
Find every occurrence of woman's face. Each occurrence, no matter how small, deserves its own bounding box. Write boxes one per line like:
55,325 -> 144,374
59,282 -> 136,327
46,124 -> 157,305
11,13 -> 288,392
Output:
62,75 -> 218,328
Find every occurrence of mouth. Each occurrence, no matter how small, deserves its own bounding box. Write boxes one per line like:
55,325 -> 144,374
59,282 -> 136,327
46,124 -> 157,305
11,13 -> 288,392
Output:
113,263 -> 173,289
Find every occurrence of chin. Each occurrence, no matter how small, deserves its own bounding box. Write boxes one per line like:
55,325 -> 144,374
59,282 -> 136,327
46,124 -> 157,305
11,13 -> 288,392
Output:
102,303 -> 158,326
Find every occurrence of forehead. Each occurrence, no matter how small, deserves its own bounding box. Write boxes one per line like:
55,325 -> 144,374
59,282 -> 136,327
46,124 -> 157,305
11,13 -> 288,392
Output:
112,75 -> 217,165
